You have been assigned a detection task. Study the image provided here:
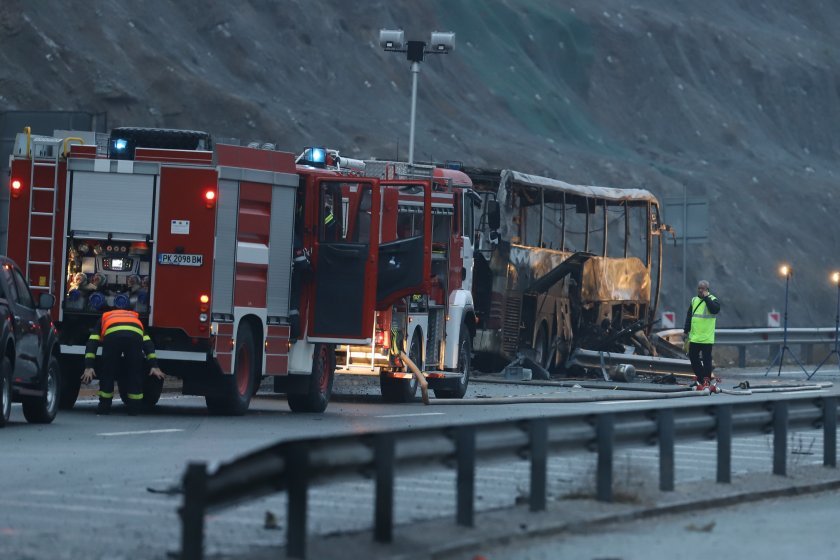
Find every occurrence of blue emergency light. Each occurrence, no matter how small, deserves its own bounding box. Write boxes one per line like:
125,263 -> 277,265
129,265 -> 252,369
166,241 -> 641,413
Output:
114,138 -> 128,151
300,147 -> 327,168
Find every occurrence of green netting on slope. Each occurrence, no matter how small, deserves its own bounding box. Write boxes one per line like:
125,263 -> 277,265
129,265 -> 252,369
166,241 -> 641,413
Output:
435,0 -> 609,150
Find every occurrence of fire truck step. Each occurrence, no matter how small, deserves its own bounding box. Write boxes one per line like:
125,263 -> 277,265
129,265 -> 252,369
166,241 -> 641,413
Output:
33,162 -> 58,167
29,236 -> 52,241
31,187 -> 56,191
424,370 -> 462,379
28,260 -> 51,266
31,212 -> 55,217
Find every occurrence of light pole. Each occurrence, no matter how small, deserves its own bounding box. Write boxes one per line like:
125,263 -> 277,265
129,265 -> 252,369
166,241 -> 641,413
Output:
379,29 -> 455,165
809,271 -> 840,379
765,264 -> 808,377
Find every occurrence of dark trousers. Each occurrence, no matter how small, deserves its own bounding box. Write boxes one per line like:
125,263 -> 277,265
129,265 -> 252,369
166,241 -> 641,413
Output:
689,342 -> 714,383
100,332 -> 144,398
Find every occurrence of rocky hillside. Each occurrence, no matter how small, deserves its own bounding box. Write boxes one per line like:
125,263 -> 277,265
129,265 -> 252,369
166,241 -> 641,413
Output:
2,0 -> 839,326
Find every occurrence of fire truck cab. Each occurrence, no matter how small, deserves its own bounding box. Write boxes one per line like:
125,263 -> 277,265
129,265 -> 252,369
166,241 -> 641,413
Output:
6,128 -> 384,414
336,160 -> 480,402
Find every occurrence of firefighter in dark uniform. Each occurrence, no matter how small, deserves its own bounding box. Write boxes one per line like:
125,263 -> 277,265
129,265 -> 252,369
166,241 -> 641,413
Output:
81,309 -> 165,415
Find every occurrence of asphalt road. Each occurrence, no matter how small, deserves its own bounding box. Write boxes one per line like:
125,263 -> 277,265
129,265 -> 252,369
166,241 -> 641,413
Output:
1,368 -> 838,559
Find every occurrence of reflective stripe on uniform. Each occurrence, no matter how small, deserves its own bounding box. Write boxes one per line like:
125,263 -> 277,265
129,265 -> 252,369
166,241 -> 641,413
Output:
104,325 -> 144,337
98,391 -> 113,399
143,335 -> 151,342
88,334 -> 101,341
84,353 -> 96,359
101,309 -> 144,337
127,393 -> 144,400
146,353 -> 157,360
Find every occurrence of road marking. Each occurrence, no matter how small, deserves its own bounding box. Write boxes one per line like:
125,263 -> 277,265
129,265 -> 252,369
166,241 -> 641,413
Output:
97,428 -> 184,437
375,412 -> 445,418
595,399 -> 654,405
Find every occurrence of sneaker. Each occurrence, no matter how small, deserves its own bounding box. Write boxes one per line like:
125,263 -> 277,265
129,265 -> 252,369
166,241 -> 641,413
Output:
96,398 -> 112,415
695,381 -> 710,392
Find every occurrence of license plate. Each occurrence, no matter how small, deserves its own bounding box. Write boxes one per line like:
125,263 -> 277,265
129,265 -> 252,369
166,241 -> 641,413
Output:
158,253 -> 203,266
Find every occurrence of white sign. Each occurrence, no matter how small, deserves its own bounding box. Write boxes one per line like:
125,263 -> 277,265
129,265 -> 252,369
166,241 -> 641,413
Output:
661,311 -> 676,329
171,219 -> 190,235
768,310 -> 781,328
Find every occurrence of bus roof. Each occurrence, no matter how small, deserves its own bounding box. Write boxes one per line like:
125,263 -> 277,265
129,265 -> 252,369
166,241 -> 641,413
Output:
503,169 -> 660,205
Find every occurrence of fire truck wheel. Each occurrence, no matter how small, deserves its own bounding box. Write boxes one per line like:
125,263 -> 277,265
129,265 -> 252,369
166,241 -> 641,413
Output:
0,356 -> 11,427
287,343 -> 335,413
22,355 -> 60,424
380,331 -> 421,403
206,323 -> 257,415
434,327 -> 471,399
58,356 -> 83,410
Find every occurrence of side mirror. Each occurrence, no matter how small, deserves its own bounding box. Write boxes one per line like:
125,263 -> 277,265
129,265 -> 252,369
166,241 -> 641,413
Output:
38,292 -> 55,310
487,200 -> 501,231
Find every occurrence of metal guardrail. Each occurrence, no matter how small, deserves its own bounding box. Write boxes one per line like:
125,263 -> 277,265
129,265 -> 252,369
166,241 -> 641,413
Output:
179,394 -> 839,559
656,328 -> 840,367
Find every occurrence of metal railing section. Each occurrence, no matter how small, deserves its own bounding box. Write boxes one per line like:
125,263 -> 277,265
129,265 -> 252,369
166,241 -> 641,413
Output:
179,394 -> 838,559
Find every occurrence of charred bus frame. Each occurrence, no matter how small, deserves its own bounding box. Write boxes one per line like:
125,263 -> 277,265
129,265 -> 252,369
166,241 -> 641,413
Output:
469,169 -> 666,373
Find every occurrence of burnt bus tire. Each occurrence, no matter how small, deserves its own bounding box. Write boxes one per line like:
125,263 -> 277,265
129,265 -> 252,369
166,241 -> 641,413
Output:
380,331 -> 421,403
22,355 -> 60,424
288,344 -> 335,413
433,327 -> 471,399
0,356 -> 12,427
206,323 -> 257,416
58,356 -> 83,410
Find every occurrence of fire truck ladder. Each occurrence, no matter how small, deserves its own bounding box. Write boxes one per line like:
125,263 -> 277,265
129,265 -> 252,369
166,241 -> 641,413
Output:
26,137 -> 63,293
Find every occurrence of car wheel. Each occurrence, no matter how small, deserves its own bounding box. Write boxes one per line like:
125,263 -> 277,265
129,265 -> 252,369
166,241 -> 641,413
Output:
22,355 -> 60,424
0,356 -> 11,427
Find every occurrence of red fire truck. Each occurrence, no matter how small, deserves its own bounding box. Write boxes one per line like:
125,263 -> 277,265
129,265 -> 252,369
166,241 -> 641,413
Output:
335,160 -> 480,402
6,127 -> 393,414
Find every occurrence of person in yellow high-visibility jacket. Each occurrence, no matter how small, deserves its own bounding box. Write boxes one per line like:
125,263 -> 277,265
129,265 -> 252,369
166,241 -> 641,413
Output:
80,310 -> 165,415
683,280 -> 721,389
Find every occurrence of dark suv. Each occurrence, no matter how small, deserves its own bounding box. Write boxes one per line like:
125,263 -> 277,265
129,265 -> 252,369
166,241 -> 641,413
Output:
0,256 -> 61,426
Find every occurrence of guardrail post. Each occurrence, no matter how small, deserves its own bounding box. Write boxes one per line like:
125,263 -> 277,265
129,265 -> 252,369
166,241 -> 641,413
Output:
286,443 -> 310,559
658,409 -> 674,492
373,433 -> 396,543
824,397 -> 837,468
596,414 -> 614,502
529,419 -> 548,511
738,346 -> 746,368
456,426 -> 476,527
180,462 -> 207,560
716,405 -> 732,483
773,402 -> 789,476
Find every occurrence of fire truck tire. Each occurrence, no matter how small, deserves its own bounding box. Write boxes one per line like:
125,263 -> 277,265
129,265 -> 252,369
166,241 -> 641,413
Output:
380,331 -> 421,403
205,324 -> 257,415
287,343 -> 335,413
58,356 -> 83,410
0,356 -> 11,427
434,326 -> 471,399
22,355 -> 60,424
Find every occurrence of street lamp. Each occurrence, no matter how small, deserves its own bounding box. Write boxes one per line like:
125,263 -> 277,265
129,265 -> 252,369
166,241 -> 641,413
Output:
765,264 -> 808,376
809,271 -> 840,378
380,28 -> 455,165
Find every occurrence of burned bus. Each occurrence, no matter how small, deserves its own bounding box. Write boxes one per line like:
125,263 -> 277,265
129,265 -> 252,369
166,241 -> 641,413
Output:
467,169 -> 667,374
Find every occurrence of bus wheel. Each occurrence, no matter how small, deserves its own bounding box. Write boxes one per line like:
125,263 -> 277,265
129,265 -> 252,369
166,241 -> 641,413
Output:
434,327 -> 471,399
534,322 -> 552,371
380,331 -> 420,403
58,356 -> 83,410
206,323 -> 257,415
288,344 -> 335,413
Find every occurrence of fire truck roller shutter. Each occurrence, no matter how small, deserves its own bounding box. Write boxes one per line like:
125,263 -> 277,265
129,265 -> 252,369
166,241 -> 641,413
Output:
266,184 -> 295,317
211,179 -> 238,314
69,171 -> 155,235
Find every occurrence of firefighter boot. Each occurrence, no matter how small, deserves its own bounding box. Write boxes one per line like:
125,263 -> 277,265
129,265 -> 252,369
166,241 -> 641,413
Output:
96,397 -> 112,415
125,399 -> 142,416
